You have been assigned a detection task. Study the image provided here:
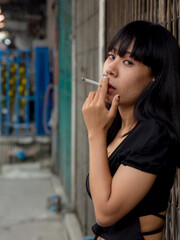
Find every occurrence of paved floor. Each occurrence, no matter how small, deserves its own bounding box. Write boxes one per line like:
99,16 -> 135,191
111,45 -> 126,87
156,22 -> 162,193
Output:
0,161 -> 69,240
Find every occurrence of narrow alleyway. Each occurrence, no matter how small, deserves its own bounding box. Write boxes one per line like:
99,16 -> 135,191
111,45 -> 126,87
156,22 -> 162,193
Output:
0,160 -> 69,240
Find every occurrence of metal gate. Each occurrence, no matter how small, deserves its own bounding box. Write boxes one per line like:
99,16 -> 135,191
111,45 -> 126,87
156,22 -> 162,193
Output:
106,0 -> 180,47
106,0 -> 180,239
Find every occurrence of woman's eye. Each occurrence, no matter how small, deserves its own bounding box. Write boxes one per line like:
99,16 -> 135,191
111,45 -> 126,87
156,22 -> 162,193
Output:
123,60 -> 133,66
108,54 -> 115,60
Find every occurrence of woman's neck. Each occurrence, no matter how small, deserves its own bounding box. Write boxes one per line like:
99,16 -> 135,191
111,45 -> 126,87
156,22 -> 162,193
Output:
118,106 -> 137,137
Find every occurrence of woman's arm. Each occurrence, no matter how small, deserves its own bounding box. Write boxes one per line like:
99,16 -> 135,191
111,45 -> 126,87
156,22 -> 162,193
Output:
82,77 -> 156,227
89,133 -> 156,226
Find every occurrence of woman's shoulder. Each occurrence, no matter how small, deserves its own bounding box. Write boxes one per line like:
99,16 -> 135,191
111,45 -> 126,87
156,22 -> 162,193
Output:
132,118 -> 171,143
113,118 -> 171,156
137,118 -> 169,131
120,118 -> 174,174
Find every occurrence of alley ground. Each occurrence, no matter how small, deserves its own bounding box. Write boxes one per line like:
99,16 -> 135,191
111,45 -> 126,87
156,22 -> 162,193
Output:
0,159 -> 72,240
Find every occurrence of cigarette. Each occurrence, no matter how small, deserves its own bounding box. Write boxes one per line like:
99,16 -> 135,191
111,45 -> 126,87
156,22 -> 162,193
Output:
81,77 -> 100,86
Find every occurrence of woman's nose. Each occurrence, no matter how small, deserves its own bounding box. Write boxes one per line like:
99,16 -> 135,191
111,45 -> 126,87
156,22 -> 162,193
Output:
105,61 -> 118,77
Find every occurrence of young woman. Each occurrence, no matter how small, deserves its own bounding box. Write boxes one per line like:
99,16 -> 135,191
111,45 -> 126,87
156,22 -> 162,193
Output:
82,21 -> 180,240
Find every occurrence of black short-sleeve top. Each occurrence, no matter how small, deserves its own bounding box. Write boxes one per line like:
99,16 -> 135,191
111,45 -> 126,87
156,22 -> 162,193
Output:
86,119 -> 177,239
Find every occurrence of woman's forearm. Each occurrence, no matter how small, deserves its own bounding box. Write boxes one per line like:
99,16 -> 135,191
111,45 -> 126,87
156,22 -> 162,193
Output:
81,76 -> 120,223
88,131 -> 112,210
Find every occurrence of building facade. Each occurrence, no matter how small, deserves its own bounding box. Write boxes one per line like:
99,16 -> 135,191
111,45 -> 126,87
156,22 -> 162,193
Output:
56,0 -> 180,239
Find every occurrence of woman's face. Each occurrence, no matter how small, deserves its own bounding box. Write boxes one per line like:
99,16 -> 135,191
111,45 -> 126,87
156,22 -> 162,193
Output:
103,43 -> 154,107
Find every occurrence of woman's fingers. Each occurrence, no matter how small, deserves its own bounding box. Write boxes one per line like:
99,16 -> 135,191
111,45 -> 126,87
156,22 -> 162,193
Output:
98,76 -> 109,104
82,91 -> 96,109
83,74 -> 108,110
92,84 -> 102,103
108,95 -> 120,119
91,75 -> 107,104
88,91 -> 96,101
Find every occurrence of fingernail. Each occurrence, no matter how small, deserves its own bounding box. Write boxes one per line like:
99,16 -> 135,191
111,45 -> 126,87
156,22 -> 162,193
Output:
102,74 -> 108,77
100,83 -> 102,87
116,95 -> 120,101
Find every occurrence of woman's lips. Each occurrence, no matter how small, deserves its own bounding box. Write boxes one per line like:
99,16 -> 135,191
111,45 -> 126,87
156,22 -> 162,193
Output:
107,83 -> 116,94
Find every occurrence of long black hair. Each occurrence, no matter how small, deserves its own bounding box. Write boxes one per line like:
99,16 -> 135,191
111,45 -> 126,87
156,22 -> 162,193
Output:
107,21 -> 180,145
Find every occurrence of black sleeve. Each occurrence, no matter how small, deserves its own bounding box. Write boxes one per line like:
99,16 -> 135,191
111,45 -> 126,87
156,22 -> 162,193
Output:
121,119 -> 172,174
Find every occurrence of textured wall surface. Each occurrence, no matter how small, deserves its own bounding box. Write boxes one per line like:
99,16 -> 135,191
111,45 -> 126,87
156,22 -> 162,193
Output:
73,0 -> 99,235
105,1 -> 180,239
72,0 -> 180,237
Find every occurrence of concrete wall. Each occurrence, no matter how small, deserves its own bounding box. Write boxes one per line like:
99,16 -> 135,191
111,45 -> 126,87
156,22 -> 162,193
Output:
72,0 -> 100,235
68,0 -> 180,238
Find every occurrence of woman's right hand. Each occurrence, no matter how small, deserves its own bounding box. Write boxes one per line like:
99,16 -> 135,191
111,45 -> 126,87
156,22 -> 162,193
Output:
82,76 -> 120,138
